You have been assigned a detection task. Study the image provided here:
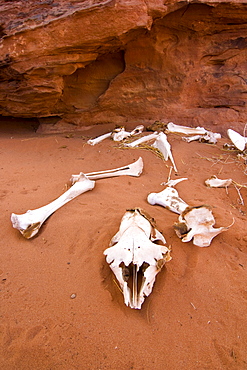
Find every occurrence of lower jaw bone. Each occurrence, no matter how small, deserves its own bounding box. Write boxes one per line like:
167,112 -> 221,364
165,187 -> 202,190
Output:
11,174 -> 95,239
104,208 -> 171,309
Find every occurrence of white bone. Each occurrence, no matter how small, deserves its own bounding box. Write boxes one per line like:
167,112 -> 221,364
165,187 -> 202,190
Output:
227,129 -> 247,151
147,186 -> 189,214
167,122 -> 207,135
205,176 -> 232,188
173,205 -> 233,247
11,174 -> 95,239
112,125 -> 144,142
70,157 -> 143,184
87,132 -> 112,146
104,208 -> 171,309
152,132 -> 178,172
88,125 -> 144,145
182,131 -> 221,144
161,178 -> 188,187
124,132 -> 159,147
182,135 -> 202,143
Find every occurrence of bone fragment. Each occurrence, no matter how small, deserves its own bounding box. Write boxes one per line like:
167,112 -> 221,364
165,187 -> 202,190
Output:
87,132 -> 112,146
11,174 -> 95,239
205,176 -> 232,188
124,132 -> 159,147
112,125 -> 144,141
70,157 -> 143,184
147,186 -> 189,214
173,205 -> 233,247
167,122 -> 207,135
152,132 -> 178,172
104,208 -> 171,309
227,129 -> 247,151
87,125 -> 144,145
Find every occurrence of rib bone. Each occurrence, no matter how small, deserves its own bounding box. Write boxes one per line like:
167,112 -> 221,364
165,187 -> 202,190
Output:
104,208 -> 171,309
11,174 -> 95,239
70,157 -> 143,184
124,132 -> 159,147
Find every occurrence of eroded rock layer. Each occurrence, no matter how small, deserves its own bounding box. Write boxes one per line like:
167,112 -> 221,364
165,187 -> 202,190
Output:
0,0 -> 247,133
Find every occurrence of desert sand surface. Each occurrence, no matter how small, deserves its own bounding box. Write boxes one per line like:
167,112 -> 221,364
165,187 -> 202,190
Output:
1,118 -> 247,369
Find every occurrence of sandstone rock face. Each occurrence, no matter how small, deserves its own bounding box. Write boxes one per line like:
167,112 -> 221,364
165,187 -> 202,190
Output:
0,0 -> 247,133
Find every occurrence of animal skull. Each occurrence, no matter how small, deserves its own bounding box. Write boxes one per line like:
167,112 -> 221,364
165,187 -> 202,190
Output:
173,205 -> 232,247
104,208 -> 171,309
11,174 -> 95,239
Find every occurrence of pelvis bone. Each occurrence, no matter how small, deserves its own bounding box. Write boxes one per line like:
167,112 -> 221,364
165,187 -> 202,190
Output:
104,208 -> 171,309
173,205 -> 233,247
11,174 -> 95,239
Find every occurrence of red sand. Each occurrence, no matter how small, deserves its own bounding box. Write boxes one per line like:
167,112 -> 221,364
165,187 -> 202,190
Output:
1,120 -> 247,369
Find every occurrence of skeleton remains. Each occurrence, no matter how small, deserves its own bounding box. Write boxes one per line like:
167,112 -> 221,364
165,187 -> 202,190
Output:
147,178 -> 189,214
11,158 -> 144,239
173,205 -> 233,247
227,129 -> 247,151
104,208 -> 171,309
11,173 -> 95,239
147,179 -> 232,247
205,176 -> 232,188
70,157 -> 143,183
87,125 -> 144,145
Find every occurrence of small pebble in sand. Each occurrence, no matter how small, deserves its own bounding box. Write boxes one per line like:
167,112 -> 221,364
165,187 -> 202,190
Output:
70,293 -> 77,299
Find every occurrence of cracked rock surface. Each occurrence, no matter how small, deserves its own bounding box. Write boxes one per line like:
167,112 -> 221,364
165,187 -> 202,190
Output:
0,0 -> 247,133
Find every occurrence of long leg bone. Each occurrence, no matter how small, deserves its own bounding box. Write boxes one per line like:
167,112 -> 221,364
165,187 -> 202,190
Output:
70,157 -> 143,184
104,208 -> 171,309
11,174 -> 95,239
166,122 -> 207,135
124,132 -> 159,147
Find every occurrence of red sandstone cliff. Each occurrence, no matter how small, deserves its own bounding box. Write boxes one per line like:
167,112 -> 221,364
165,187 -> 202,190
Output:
0,0 -> 247,133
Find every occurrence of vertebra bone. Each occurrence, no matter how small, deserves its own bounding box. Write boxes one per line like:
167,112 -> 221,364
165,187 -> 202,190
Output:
147,182 -> 189,214
70,157 -> 143,184
104,208 -> 171,309
205,176 -> 232,188
11,174 -> 95,239
173,205 -> 233,247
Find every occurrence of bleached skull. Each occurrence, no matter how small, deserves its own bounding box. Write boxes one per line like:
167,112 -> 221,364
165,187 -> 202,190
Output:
104,208 -> 171,309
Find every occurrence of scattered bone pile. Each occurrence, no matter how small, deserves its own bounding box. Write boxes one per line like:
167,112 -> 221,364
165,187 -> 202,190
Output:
11,123 -> 246,309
